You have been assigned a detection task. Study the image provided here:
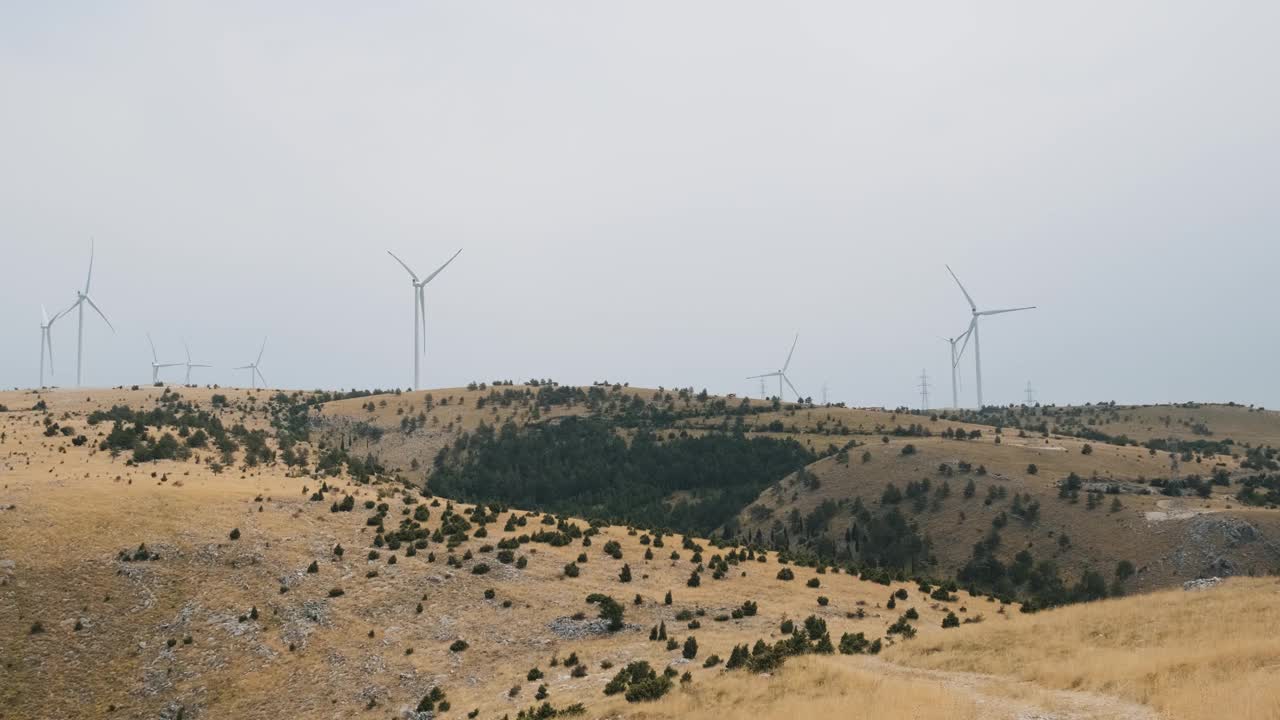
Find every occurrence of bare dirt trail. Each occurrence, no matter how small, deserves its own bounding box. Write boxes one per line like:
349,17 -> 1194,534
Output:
861,657 -> 1161,720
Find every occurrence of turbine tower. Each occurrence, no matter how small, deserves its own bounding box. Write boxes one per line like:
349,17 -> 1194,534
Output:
946,265 -> 1035,408
147,334 -> 182,384
387,248 -> 463,390
38,303 -> 74,388
68,240 -> 115,386
746,334 -> 803,402
234,338 -> 268,389
182,340 -> 212,385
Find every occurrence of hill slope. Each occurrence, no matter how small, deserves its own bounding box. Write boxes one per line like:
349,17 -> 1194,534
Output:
3,385 -> 1278,719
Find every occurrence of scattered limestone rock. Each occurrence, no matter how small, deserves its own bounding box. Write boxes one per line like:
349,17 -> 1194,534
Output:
1183,577 -> 1224,591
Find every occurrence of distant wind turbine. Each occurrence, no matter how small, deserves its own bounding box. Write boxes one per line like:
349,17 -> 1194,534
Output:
182,339 -> 212,385
747,334 -> 804,402
946,265 -> 1035,408
387,248 -> 463,390
234,338 -> 268,389
68,240 -> 115,386
38,303 -> 74,388
941,325 -> 974,410
146,334 -> 182,385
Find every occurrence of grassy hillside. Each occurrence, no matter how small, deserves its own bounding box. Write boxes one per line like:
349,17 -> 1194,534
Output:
315,383 -> 1280,601
2,385 -> 1277,719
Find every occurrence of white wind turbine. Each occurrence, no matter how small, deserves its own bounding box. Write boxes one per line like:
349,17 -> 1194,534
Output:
38,302 -> 75,388
182,339 -> 212,385
146,334 -> 182,384
747,334 -> 804,402
946,265 -> 1035,408
234,338 -> 268,389
941,325 -> 974,410
68,239 -> 115,386
387,248 -> 463,390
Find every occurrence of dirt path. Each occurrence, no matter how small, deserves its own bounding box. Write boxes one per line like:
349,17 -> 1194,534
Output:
860,657 -> 1161,720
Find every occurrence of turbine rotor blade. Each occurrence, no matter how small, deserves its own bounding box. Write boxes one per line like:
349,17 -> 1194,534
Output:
256,338 -> 266,365
84,296 -> 115,333
745,372 -> 780,380
50,300 -> 77,325
148,333 -> 158,362
387,250 -> 419,281
85,238 -> 95,293
41,304 -> 49,325
418,288 -> 427,355
978,306 -> 1036,317
46,332 -> 55,372
421,248 -> 462,286
782,333 -> 799,372
783,374 -> 802,401
256,367 -> 267,386
945,264 -> 977,312
955,318 -> 977,365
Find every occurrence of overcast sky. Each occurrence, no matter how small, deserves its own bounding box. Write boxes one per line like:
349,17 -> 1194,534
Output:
2,2 -> 1277,408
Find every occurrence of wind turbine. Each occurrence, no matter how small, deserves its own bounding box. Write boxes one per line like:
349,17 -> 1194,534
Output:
146,334 -> 182,385
946,265 -> 1035,408
387,248 -> 463,390
941,325 -> 974,410
234,338 -> 268,389
182,339 -> 212,385
68,240 -> 115,386
747,334 -> 804,402
38,303 -> 74,388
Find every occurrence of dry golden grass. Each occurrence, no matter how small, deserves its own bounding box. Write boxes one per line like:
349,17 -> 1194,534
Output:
888,577 -> 1280,720
609,655 -> 983,720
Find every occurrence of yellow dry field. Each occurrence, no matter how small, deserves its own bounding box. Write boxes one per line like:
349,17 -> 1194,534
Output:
888,577 -> 1280,720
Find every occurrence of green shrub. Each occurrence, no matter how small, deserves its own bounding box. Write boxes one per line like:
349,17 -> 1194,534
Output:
682,636 -> 698,659
838,632 -> 869,654
585,593 -> 625,631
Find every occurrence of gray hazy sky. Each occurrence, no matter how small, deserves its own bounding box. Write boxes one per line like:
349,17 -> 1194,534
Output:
2,2 -> 1278,408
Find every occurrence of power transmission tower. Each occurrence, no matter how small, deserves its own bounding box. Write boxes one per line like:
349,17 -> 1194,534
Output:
918,369 -> 931,411
821,382 -> 829,406
1025,381 -> 1036,405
